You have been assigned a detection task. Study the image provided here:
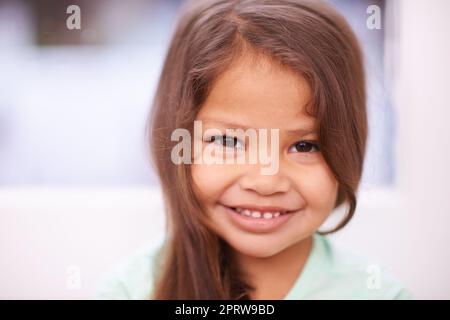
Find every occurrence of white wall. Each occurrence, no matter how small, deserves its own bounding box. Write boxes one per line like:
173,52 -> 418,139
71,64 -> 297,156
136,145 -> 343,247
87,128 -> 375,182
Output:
0,187 -> 166,299
332,0 -> 450,299
393,0 -> 450,299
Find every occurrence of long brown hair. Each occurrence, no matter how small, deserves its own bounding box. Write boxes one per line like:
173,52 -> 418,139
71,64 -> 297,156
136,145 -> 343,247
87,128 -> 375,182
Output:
147,0 -> 367,299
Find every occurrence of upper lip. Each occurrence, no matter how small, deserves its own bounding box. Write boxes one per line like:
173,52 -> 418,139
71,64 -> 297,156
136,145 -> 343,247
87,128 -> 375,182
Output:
222,204 -> 299,213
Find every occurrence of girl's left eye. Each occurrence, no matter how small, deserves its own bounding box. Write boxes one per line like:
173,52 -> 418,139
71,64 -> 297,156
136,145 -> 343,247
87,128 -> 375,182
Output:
288,140 -> 320,153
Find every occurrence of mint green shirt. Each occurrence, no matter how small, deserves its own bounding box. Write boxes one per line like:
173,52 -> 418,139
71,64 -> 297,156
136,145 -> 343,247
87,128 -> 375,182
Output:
94,233 -> 413,299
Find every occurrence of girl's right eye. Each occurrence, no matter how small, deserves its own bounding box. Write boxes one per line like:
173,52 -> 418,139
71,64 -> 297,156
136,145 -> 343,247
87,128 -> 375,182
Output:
205,135 -> 245,149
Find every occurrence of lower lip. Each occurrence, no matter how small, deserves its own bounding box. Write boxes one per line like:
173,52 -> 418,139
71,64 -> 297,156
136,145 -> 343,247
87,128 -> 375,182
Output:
222,205 -> 297,233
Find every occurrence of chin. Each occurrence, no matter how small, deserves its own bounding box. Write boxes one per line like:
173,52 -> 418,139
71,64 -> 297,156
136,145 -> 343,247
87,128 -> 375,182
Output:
225,235 -> 289,258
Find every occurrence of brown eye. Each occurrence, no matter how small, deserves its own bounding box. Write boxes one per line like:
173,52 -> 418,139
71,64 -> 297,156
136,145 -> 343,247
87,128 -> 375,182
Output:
208,135 -> 244,149
289,141 -> 319,153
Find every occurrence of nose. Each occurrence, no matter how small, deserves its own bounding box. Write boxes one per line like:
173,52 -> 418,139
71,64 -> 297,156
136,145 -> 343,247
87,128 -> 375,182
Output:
238,163 -> 290,196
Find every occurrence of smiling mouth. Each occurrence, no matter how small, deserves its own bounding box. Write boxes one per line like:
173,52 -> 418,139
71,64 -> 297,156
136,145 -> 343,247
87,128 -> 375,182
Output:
223,205 -> 298,220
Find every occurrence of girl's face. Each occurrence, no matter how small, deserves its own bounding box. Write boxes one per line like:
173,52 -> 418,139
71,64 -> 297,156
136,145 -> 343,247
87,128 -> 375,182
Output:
191,55 -> 338,258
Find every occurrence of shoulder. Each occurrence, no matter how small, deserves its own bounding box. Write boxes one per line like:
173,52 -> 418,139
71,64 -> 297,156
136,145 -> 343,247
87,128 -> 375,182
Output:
93,240 -> 165,300
304,234 -> 414,300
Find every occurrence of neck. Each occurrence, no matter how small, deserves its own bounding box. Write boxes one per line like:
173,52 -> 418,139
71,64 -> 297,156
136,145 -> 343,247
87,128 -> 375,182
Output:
233,235 -> 313,300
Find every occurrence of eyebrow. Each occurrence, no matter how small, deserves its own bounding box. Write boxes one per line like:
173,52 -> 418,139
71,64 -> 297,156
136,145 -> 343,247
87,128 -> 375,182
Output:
197,118 -> 317,135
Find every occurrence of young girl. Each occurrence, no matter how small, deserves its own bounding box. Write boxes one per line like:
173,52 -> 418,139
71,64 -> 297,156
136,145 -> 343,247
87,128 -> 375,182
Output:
95,0 -> 412,299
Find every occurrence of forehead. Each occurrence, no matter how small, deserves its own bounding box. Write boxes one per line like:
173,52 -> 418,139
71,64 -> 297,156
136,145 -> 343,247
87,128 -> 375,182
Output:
198,54 -> 315,130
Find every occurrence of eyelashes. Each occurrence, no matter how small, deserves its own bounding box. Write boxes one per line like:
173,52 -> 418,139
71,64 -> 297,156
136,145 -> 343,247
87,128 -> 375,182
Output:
204,135 -> 245,149
287,140 -> 320,153
204,134 -> 320,154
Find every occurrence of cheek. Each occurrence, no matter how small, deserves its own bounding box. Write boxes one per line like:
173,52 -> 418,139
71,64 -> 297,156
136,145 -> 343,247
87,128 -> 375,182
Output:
294,162 -> 338,216
191,164 -> 237,205
271,162 -> 338,249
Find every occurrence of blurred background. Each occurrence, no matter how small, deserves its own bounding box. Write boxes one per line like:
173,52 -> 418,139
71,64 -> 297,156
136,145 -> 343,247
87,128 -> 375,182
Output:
0,0 -> 449,299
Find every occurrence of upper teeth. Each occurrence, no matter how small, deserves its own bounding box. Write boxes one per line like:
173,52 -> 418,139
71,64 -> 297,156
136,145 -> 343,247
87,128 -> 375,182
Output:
234,208 -> 283,219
